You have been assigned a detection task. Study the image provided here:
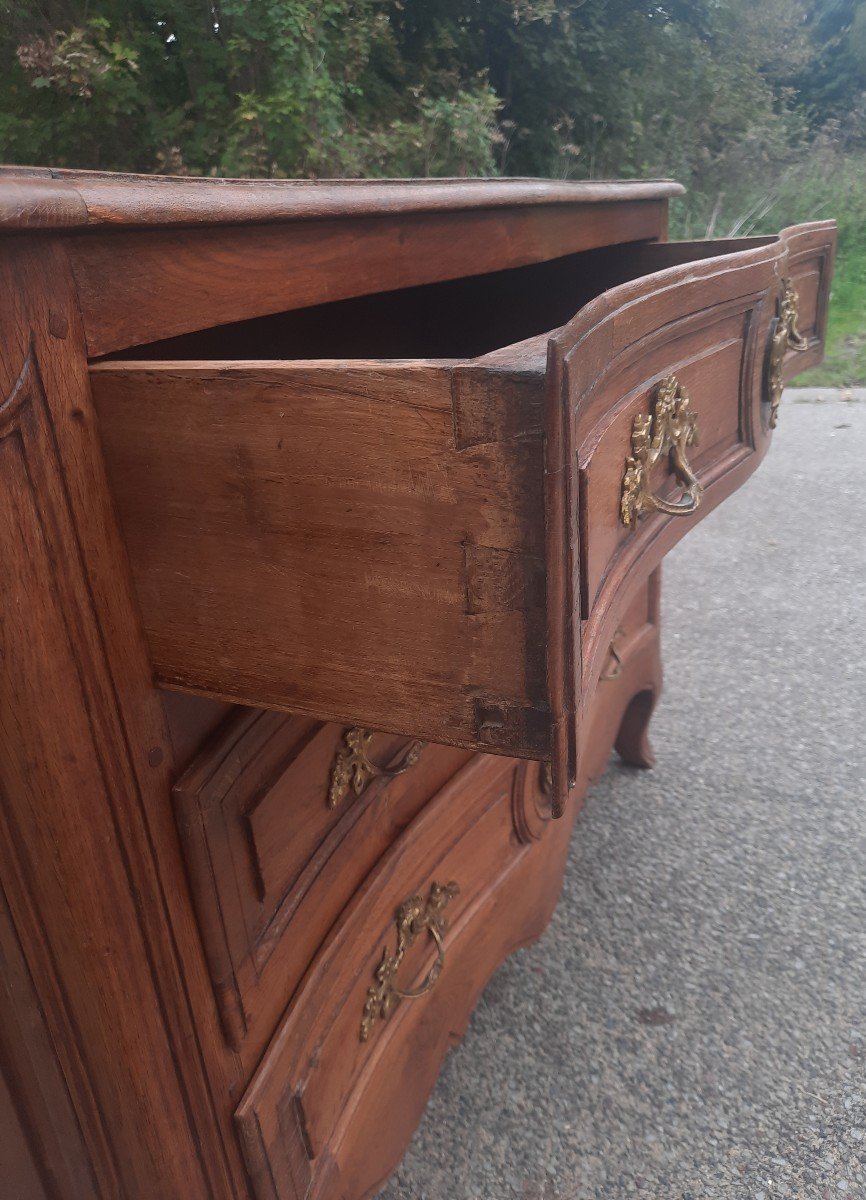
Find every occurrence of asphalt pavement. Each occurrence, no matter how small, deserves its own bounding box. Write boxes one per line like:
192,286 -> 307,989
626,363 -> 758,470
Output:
378,389 -> 866,1200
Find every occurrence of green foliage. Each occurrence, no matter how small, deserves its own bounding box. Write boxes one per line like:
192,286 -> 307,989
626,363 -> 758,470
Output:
760,148 -> 866,386
0,0 -> 504,176
0,0 -> 845,182
796,0 -> 866,133
1,0 -> 863,380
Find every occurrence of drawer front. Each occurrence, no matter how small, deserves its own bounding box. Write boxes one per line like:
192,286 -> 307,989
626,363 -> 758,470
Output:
234,752 -> 555,1200
544,220 -> 835,812
578,302 -> 756,614
778,221 -> 835,383
574,221 -> 836,616
173,710 -> 470,1057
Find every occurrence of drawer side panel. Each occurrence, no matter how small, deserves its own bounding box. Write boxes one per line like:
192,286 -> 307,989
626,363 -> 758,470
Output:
91,360 -> 549,757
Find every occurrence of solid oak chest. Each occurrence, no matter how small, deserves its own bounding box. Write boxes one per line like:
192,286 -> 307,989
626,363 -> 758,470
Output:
0,168 -> 833,1200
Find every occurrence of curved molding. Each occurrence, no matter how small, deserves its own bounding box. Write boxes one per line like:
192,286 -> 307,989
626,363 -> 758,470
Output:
0,346 -> 34,431
0,168 -> 684,231
511,760 -> 554,843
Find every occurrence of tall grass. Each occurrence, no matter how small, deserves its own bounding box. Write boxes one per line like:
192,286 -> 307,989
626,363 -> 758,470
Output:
670,149 -> 866,386
760,153 -> 866,386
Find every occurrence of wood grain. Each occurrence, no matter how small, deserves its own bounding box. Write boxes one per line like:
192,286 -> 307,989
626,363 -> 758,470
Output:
0,881 -> 97,1199
91,222 -> 834,822
91,359 -> 550,757
0,168 -> 835,1200
234,752 -> 557,1200
70,201 -> 669,356
0,166 -> 683,230
233,571 -> 662,1200
174,710 -> 471,1067
544,221 -> 835,813
0,236 -> 245,1200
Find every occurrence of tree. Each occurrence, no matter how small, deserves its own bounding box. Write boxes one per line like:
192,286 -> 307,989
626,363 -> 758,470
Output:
0,0 -> 836,196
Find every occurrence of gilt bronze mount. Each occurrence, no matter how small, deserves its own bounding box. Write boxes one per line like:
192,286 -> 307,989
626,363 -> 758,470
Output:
766,277 -> 809,429
359,881 -> 460,1043
621,374 -> 703,527
328,727 -> 426,809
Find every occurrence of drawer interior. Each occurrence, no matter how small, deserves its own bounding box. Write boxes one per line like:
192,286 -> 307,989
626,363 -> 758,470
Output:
97,237 -> 772,365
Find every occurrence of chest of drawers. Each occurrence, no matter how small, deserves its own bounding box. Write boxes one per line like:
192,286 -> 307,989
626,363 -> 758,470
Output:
0,168 -> 833,1200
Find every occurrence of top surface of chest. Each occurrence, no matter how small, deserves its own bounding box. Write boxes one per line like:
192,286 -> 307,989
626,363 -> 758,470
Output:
0,169 -> 682,357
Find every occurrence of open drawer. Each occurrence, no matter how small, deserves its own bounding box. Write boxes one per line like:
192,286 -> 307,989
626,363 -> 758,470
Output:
90,220 -> 835,816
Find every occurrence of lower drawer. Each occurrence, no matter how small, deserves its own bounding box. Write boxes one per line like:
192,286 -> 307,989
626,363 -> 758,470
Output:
234,751 -> 556,1200
173,710 -> 470,1058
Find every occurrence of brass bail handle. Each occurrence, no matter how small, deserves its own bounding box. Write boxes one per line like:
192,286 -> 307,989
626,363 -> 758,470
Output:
360,881 -> 459,1042
621,374 -> 703,527
390,923 -> 446,1000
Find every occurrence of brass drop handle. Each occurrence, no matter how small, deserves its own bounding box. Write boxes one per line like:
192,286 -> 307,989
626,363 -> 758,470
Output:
767,278 -> 809,429
360,881 -> 459,1042
621,374 -> 704,527
329,726 -> 425,808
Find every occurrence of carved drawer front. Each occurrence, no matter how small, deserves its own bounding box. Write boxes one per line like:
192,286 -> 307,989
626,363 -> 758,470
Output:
173,709 -> 470,1059
568,221 -> 836,624
782,222 -> 834,371
574,302 -> 758,621
234,752 -> 553,1200
545,221 -> 835,810
93,221 -> 834,822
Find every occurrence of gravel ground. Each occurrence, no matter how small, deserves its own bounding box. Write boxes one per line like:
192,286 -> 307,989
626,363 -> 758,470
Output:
378,389 -> 866,1200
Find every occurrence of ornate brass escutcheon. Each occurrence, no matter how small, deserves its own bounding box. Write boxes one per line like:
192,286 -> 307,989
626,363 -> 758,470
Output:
620,374 -> 703,527
360,881 -> 459,1042
328,726 -> 425,809
766,277 -> 809,429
